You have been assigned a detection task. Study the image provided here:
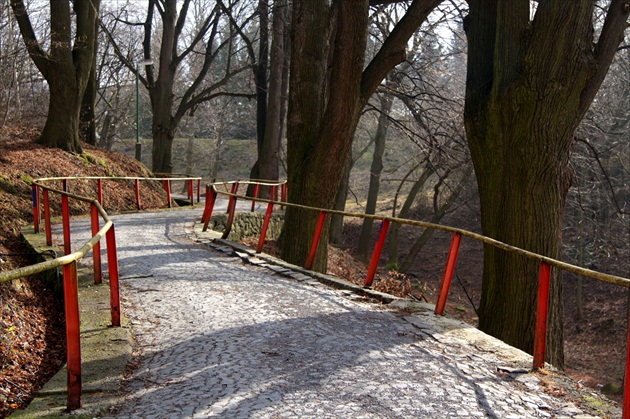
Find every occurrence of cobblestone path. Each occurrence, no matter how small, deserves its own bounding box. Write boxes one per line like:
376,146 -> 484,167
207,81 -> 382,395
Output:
63,208 -> 603,418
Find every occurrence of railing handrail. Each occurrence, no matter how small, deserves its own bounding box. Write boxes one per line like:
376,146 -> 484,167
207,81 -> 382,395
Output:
0,185 -> 112,284
34,175 -> 203,182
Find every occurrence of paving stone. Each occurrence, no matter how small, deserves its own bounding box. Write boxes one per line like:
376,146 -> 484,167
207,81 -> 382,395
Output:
56,208 -> 612,419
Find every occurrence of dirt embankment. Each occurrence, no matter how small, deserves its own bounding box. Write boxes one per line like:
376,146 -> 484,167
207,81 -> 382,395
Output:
0,126 -> 169,418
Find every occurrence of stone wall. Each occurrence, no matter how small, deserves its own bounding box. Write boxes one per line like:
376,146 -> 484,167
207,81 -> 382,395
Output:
206,211 -> 284,241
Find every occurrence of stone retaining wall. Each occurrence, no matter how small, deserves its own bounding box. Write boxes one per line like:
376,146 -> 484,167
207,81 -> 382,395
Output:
206,211 -> 284,241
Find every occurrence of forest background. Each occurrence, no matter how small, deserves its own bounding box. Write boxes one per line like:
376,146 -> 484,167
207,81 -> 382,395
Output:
0,0 -> 628,410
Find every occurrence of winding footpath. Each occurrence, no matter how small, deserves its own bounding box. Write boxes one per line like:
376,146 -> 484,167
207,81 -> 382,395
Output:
60,207 -> 609,418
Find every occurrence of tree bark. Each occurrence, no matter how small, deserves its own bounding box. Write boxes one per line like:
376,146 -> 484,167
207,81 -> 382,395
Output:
152,109 -> 175,174
282,0 -> 368,271
80,17 -> 99,146
258,0 -> 289,197
247,0 -> 270,188
41,70 -> 82,152
464,0 -> 629,367
281,0 -> 442,271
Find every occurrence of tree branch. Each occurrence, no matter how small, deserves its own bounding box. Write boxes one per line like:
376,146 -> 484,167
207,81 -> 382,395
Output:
361,0 -> 442,105
10,0 -> 50,77
575,137 -> 629,216
579,0 -> 630,118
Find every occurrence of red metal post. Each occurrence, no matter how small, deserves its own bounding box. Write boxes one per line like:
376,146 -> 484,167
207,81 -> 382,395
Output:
533,261 -> 551,369
305,211 -> 327,270
256,201 -> 275,253
202,187 -> 218,231
62,194 -> 71,255
63,179 -> 68,192
624,294 -> 630,419
197,179 -> 201,203
63,261 -> 82,411
90,204 -> 102,284
134,179 -> 141,210
434,232 -> 463,315
38,186 -> 43,224
251,183 -> 260,212
221,195 -> 238,240
163,179 -> 172,208
43,189 -> 52,246
97,179 -> 103,206
31,184 -> 40,233
188,179 -> 194,206
105,227 -> 121,327
271,186 -> 278,212
227,182 -> 239,213
364,219 -> 391,287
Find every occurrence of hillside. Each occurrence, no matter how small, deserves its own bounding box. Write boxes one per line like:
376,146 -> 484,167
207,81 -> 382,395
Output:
0,127 -> 169,417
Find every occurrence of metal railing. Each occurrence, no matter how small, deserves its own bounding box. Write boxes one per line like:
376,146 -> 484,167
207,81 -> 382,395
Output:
202,180 -> 630,419
2,176 -> 628,417
2,175 -> 206,411
3,181 -> 121,411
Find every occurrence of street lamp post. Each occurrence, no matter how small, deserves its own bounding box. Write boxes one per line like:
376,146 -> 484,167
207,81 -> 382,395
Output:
135,59 -> 153,162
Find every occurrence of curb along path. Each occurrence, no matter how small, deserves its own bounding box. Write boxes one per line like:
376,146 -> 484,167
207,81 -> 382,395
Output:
61,208 -> 611,418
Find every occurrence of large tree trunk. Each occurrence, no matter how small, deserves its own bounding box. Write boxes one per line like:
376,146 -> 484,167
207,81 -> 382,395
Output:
11,0 -> 100,153
357,94 -> 393,260
80,17 -> 99,146
471,120 -> 570,366
258,0 -> 289,197
281,0 -> 442,271
247,0 -> 270,188
40,74 -> 82,153
282,1 -> 368,271
152,114 -> 175,174
80,63 -> 97,146
464,0 -> 629,367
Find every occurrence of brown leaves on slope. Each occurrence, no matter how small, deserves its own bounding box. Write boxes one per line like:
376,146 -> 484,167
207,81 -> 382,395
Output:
0,126 -> 170,418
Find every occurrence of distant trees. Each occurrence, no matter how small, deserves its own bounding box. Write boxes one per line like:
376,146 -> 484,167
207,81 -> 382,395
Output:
102,0 -> 255,173
355,11 -> 469,264
464,0 -> 629,367
10,0 -> 101,153
565,41 -> 630,321
0,1 -> 43,127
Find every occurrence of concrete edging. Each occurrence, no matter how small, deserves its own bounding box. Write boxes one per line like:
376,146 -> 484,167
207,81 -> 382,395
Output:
12,227 -> 133,419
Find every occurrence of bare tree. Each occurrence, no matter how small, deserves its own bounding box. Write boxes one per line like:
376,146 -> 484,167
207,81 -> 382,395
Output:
10,0 -> 101,152
102,0 -> 255,173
